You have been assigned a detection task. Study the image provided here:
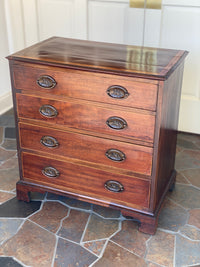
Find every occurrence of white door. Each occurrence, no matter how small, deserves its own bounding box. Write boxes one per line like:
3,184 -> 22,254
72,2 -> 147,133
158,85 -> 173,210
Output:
143,0 -> 200,134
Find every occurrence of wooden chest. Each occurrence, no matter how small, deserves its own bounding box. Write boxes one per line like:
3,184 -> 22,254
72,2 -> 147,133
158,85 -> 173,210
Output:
7,37 -> 188,234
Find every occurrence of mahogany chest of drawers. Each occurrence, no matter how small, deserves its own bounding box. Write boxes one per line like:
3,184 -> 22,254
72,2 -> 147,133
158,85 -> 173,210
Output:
8,37 -> 188,234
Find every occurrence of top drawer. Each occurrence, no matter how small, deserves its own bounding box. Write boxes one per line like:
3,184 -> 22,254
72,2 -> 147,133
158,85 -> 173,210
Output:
12,62 -> 158,111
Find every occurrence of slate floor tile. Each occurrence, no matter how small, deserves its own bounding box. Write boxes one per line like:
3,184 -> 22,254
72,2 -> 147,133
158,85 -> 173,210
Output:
93,204 -> 121,218
0,197 -> 41,218
188,209 -> 200,229
0,156 -> 18,170
0,116 -> 15,127
176,172 -> 190,184
196,141 -> 200,148
0,257 -> 23,267
54,238 -> 97,267
146,230 -> 175,267
0,192 -> 15,204
0,168 -> 19,191
175,234 -> 200,266
94,241 -> 147,267
168,184 -> 200,209
180,168 -> 200,188
83,214 -> 119,242
179,225 -> 200,240
29,202 -> 68,233
30,191 -> 46,201
3,109 -> 14,116
47,192 -> 92,210
0,218 -> 23,243
83,240 -> 106,256
111,220 -> 150,257
178,133 -> 200,143
0,220 -> 56,267
177,136 -> 200,150
176,146 -> 183,154
175,150 -> 200,170
4,127 -> 16,139
0,148 -> 16,163
158,198 -> 188,231
58,209 -> 89,242
1,139 -> 17,150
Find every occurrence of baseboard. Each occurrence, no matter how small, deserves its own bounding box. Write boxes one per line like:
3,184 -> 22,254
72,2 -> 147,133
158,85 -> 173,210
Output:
0,91 -> 13,115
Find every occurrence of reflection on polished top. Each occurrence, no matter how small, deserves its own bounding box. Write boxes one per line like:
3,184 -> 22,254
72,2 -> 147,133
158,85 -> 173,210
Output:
8,37 -> 188,80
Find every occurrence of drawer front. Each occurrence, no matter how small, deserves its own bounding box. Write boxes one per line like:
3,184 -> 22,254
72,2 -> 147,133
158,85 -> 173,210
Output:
22,152 -> 150,209
16,94 -> 155,143
13,62 -> 158,111
19,123 -> 153,176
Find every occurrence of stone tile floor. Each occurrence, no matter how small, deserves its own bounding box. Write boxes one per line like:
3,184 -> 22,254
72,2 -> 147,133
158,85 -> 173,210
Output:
0,109 -> 200,267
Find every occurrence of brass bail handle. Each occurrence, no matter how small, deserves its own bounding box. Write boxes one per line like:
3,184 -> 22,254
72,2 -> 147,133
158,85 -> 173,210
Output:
129,0 -> 162,9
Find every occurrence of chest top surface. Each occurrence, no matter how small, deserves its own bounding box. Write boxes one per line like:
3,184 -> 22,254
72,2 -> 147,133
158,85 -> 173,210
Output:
8,37 -> 188,80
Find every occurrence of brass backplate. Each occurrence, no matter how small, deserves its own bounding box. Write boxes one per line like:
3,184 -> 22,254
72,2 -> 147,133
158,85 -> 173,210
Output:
130,0 -> 162,9
129,0 -> 145,8
146,0 -> 162,9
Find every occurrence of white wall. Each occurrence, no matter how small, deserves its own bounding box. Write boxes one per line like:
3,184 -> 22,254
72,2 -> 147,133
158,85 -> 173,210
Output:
0,0 -> 12,115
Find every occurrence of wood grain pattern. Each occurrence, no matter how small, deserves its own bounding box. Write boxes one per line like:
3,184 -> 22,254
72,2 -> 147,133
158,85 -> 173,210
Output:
7,37 -> 188,80
16,94 -> 155,143
13,62 -> 158,111
22,152 -> 150,210
152,64 -> 185,211
19,122 -> 153,176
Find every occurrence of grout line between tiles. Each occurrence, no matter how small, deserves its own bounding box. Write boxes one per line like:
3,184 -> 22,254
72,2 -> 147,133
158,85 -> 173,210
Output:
80,213 -> 92,243
81,238 -> 108,244
80,241 -> 102,258
57,235 -> 82,246
146,260 -> 165,267
177,231 -> 200,242
109,239 -> 143,258
144,233 -> 153,260
173,233 -> 176,267
156,227 -> 178,235
0,127 -> 5,146
13,256 -> 30,267
176,166 -> 200,171
186,263 -> 200,267
92,210 -> 122,220
0,219 -> 26,246
166,196 -> 189,211
27,218 -> 57,236
89,239 -> 110,267
179,171 -> 193,184
26,201 -> 44,220
51,235 -> 58,267
45,199 -> 92,213
55,208 -> 71,235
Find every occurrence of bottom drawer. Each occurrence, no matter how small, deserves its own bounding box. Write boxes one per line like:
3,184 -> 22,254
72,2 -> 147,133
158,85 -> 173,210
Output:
21,152 -> 150,210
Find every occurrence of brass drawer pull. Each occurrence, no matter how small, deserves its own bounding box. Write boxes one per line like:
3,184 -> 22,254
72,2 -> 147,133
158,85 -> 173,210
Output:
42,166 -> 60,178
105,149 -> 126,162
107,85 -> 129,99
37,75 -> 57,89
105,180 -> 124,193
40,136 -> 59,148
39,105 -> 58,118
106,116 -> 127,130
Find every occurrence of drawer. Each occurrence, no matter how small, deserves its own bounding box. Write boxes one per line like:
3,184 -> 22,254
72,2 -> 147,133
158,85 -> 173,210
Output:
19,123 -> 153,176
16,94 -> 155,143
13,62 -> 158,111
22,152 -> 150,209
